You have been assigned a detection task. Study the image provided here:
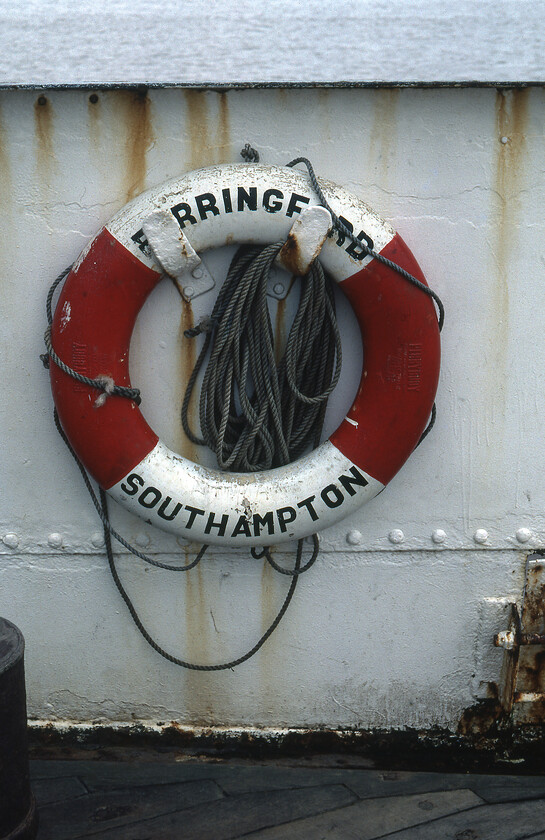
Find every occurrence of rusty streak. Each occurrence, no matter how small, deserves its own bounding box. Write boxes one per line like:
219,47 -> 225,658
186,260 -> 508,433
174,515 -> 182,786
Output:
34,94 -> 56,181
184,90 -> 212,170
178,298 -> 199,464
0,101 -> 12,204
120,89 -> 154,202
491,89 -> 529,404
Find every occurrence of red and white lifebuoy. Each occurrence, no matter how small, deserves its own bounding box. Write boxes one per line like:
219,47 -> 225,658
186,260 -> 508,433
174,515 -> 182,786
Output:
49,164 -> 440,546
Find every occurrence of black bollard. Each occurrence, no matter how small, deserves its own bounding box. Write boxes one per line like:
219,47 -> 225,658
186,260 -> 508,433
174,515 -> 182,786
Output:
0,618 -> 37,839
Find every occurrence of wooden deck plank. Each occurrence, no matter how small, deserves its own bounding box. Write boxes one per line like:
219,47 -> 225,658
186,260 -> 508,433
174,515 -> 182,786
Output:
32,774 -> 88,805
36,779 -> 224,840
372,797 -> 545,839
239,788 -> 482,839
78,783 -> 357,840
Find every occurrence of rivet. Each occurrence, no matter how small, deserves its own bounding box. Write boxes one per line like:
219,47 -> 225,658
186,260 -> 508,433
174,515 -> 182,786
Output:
91,532 -> 104,548
177,535 -> 188,546
388,529 -> 405,544
273,282 -> 285,295
184,286 -> 194,299
191,267 -> 203,279
2,534 -> 19,549
135,533 -> 150,547
474,528 -> 489,545
432,529 -> 446,545
516,527 -> 532,544
346,529 -> 362,545
159,340 -> 166,349
48,533 -> 63,549
500,136 -> 509,144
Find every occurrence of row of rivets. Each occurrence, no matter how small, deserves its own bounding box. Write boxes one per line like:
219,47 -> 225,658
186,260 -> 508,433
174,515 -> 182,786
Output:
344,528 -> 535,546
0,528 -> 538,550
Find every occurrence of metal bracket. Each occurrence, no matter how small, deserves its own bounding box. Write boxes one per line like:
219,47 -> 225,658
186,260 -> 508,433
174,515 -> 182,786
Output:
142,209 -> 216,301
493,554 -> 545,723
143,205 -> 332,303
267,205 -> 333,301
276,205 -> 333,277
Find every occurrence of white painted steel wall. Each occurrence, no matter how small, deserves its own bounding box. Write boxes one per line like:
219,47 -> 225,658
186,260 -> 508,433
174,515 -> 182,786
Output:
0,84 -> 542,730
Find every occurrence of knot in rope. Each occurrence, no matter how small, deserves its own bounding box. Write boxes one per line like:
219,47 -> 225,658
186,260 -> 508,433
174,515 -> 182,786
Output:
240,143 -> 260,163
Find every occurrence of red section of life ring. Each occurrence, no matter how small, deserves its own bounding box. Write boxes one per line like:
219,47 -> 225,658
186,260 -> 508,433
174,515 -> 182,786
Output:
50,229 -> 160,488
331,233 -> 440,486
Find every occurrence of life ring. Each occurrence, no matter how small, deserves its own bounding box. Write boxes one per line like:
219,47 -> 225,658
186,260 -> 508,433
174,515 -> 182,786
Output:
49,163 -> 440,547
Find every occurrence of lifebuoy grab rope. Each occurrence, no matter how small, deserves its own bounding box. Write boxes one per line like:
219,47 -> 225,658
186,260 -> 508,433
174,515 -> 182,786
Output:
47,163 -> 441,547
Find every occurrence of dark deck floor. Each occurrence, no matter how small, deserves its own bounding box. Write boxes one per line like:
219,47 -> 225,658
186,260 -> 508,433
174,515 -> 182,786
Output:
30,754 -> 545,839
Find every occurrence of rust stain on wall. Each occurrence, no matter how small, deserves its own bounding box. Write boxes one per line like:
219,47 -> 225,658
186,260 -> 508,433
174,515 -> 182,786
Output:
184,90 -> 213,170
491,88 -> 530,402
0,102 -> 12,205
215,92 -> 231,163
183,562 -> 214,720
34,95 -> 56,182
177,299 -> 199,464
369,89 -> 399,183
118,89 -> 154,202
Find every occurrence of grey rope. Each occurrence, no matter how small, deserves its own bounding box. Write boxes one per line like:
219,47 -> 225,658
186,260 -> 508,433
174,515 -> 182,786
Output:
53,408 -> 205,572
182,242 -> 341,471
101,482 -> 307,672
240,143 -> 260,162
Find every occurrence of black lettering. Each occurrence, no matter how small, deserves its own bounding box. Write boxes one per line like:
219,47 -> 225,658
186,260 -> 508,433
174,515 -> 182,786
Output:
297,495 -> 319,521
335,216 -> 373,257
321,484 -> 344,508
139,487 -> 161,509
205,511 -> 229,536
185,506 -> 205,529
286,192 -> 310,218
263,188 -> 284,213
195,192 -> 220,221
346,230 -> 373,260
338,466 -> 369,496
277,506 -> 296,532
237,186 -> 258,211
121,473 -> 144,496
157,496 -> 183,521
253,511 -> 274,536
231,515 -> 251,537
222,188 -> 233,213
131,229 -> 151,256
171,202 -> 197,229
335,216 -> 353,247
